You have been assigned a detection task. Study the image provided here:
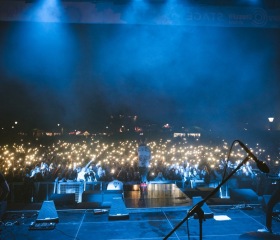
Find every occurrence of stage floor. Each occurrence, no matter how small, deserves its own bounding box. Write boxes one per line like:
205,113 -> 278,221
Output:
1,205 -> 280,240
1,183 -> 280,240
124,183 -> 192,208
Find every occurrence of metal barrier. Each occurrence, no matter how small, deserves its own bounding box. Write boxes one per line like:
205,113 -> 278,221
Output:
56,182 -> 102,203
7,180 -> 200,203
8,181 -> 104,203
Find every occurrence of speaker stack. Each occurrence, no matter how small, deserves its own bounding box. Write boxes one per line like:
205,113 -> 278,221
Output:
29,200 -> 59,230
0,171 -> 9,219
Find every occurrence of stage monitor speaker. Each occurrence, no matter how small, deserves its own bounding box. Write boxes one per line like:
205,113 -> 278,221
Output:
184,189 -> 200,199
229,188 -> 258,203
196,187 -> 219,198
108,197 -> 129,220
82,191 -> 103,203
102,190 -> 123,207
36,200 -> 59,223
50,193 -> 76,206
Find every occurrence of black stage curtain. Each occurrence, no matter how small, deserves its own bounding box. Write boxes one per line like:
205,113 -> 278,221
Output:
0,172 -> 9,201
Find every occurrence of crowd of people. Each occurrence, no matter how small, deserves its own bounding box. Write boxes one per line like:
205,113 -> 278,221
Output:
1,136 -> 279,234
1,137 -> 278,190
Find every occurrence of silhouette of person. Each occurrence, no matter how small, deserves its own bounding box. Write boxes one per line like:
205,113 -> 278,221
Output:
266,181 -> 280,233
137,138 -> 151,184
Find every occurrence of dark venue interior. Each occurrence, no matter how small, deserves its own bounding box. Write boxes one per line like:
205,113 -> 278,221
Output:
0,0 -> 280,239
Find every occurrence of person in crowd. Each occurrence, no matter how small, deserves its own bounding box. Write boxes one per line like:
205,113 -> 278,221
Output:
200,165 -> 211,185
30,165 -> 43,181
84,166 -> 96,182
137,138 -> 151,184
170,167 -> 183,181
77,159 -> 94,181
117,166 -> 128,182
213,161 -> 225,181
40,162 -> 51,181
183,163 -> 191,187
96,164 -> 106,181
190,165 -> 200,180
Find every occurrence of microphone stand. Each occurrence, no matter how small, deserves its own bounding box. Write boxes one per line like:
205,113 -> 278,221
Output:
163,155 -> 251,240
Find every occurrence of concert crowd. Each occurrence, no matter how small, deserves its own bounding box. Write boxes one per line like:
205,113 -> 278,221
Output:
1,137 -> 279,189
